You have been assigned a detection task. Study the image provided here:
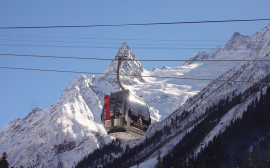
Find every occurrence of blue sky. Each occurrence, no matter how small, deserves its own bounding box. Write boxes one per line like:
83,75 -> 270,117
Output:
0,0 -> 270,129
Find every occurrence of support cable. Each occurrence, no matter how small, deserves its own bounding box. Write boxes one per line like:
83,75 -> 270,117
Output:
0,19 -> 270,29
1,53 -> 270,62
0,66 -> 269,85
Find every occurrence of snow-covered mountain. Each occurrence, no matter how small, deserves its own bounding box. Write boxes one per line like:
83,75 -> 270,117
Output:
1,24 -> 270,168
0,75 -> 112,168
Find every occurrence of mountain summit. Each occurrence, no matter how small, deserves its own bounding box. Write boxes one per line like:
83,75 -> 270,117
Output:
91,42 -> 144,101
118,42 -> 136,59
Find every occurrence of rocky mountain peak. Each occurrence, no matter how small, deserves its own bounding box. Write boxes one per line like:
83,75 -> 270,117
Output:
231,31 -> 241,38
224,25 -> 270,52
93,42 -> 144,95
118,42 -> 136,59
225,31 -> 250,50
183,51 -> 209,65
152,66 -> 158,71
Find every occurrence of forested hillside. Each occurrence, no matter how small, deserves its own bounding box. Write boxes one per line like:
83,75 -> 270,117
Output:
163,80 -> 270,168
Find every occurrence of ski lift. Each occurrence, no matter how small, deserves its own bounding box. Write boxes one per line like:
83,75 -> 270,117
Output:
101,51 -> 151,140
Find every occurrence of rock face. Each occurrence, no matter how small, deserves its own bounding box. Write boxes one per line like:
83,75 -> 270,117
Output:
1,24 -> 270,168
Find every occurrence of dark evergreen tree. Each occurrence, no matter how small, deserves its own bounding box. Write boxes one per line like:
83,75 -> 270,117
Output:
252,147 -> 262,168
180,159 -> 186,168
0,152 -> 9,168
198,157 -> 206,168
264,149 -> 270,167
217,159 -> 227,168
242,151 -> 252,168
136,160 -> 140,168
156,150 -> 163,168
187,160 -> 194,168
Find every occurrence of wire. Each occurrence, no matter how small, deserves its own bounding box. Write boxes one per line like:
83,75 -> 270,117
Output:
2,43 -> 270,51
0,43 -> 220,50
1,19 -> 270,29
0,38 -> 223,47
0,66 -> 269,85
1,53 -> 270,62
0,35 -> 266,43
0,43 -> 120,49
0,35 -> 228,42
0,53 -> 112,60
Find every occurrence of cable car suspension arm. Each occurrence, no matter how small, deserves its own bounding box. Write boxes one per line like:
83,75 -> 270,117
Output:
116,51 -> 131,91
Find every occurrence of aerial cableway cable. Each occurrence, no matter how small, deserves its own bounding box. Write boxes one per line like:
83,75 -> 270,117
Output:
0,35 -> 228,42
0,43 -> 221,50
1,53 -> 270,62
1,43 -> 270,50
0,38 -> 225,46
0,66 -> 269,85
0,35 -> 268,43
0,18 -> 270,29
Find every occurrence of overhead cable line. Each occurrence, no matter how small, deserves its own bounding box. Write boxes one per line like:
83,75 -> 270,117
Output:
0,53 -> 112,61
1,53 -> 270,62
0,35 -> 228,42
0,66 -> 269,85
2,43 -> 270,51
0,38 -> 223,47
0,35 -> 268,43
0,43 -> 216,50
0,18 -> 270,29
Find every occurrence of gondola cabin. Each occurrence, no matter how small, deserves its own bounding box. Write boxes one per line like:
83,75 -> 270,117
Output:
101,91 -> 151,140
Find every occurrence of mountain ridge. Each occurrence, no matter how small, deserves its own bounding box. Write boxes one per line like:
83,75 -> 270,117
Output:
1,24 -> 270,168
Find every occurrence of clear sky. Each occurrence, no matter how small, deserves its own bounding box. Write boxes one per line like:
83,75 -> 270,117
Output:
0,0 -> 270,129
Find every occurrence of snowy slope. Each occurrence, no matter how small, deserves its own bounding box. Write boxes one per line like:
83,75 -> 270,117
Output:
1,24 -> 270,168
0,75 -> 112,168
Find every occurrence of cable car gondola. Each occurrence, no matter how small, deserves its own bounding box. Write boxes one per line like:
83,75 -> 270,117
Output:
101,51 -> 151,140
